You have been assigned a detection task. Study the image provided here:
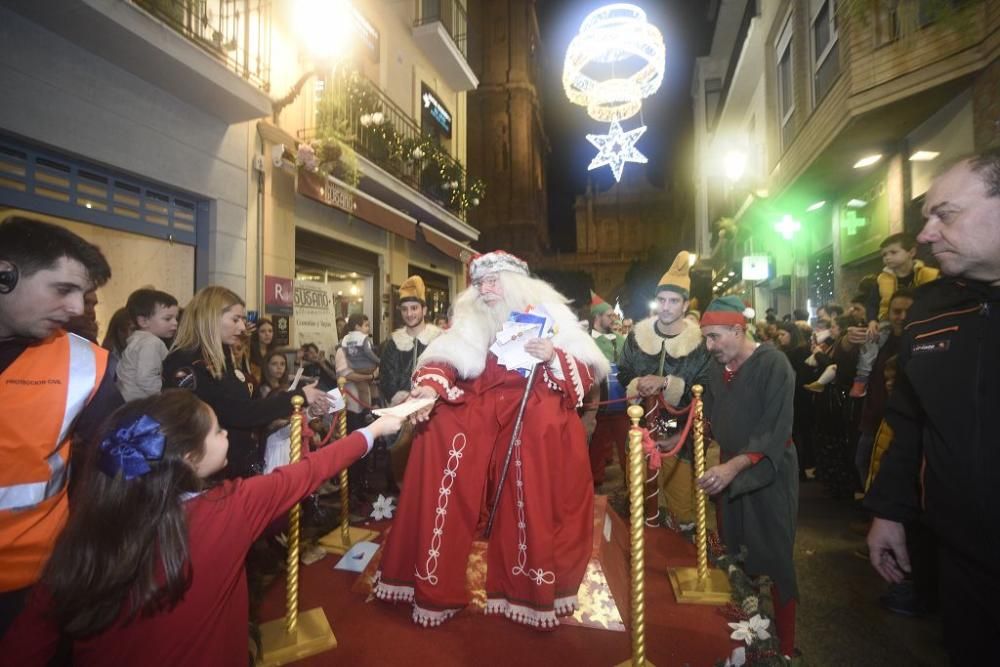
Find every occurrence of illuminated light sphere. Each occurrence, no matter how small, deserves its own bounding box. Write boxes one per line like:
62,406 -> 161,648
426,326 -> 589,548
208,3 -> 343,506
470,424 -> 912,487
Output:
563,4 -> 666,123
586,120 -> 648,182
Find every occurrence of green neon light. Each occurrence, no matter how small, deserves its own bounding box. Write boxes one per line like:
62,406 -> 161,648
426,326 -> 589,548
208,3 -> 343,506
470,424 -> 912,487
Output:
774,214 -> 801,240
842,209 -> 867,236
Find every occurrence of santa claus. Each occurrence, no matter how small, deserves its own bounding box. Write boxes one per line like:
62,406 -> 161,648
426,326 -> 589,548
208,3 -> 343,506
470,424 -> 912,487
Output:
374,250 -> 609,629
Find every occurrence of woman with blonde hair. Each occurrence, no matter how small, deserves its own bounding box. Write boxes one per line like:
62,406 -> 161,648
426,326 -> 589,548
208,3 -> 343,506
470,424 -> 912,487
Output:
163,286 -> 328,478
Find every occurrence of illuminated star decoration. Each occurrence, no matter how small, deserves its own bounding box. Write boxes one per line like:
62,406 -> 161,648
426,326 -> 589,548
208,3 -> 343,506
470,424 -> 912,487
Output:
586,120 -> 648,182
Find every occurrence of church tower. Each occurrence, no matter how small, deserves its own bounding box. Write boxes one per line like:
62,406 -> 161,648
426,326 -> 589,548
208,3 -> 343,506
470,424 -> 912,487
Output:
467,0 -> 549,262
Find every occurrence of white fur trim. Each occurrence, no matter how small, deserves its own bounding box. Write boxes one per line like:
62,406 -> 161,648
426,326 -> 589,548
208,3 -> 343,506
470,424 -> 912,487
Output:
391,324 -> 443,352
485,599 -> 559,629
632,316 -> 703,358
554,595 -> 579,616
417,372 -> 464,401
374,579 -> 414,603
661,374 -> 685,407
412,604 -> 460,628
626,377 -> 640,399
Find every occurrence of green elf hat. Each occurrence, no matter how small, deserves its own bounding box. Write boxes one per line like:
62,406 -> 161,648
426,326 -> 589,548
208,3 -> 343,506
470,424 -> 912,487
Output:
700,296 -> 756,327
656,251 -> 691,299
590,290 -> 612,316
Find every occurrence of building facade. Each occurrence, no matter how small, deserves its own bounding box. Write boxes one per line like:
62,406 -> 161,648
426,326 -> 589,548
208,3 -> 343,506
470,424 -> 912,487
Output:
692,0 -> 1000,316
0,0 -> 480,348
466,0 -> 549,262
545,171 -> 675,308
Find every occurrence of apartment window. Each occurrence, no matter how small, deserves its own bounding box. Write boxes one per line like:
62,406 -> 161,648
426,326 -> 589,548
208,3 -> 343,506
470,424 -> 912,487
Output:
812,0 -> 840,104
776,15 -> 795,150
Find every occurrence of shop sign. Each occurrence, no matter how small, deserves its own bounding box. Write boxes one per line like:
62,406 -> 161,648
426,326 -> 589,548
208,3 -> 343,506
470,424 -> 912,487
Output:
264,275 -> 293,316
839,176 -> 889,265
421,83 -> 452,139
272,315 -> 290,346
293,280 -> 339,349
742,256 -> 770,281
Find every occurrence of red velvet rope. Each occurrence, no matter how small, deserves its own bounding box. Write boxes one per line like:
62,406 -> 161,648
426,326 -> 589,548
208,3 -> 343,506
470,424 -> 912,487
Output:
340,386 -> 376,411
579,393 -> 696,414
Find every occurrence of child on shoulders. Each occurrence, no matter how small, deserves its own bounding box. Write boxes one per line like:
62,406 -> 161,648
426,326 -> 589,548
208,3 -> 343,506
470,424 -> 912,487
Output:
850,234 -> 938,397
116,288 -> 179,401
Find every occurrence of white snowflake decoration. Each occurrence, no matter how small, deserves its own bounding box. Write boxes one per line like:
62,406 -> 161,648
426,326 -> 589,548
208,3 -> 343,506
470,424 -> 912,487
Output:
370,494 -> 396,521
586,120 -> 648,182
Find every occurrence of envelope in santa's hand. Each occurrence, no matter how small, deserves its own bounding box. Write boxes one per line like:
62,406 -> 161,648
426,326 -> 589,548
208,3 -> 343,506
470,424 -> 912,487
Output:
489,308 -> 552,373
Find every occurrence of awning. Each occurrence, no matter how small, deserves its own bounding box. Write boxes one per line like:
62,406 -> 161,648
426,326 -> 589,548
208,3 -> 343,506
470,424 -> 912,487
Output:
418,222 -> 477,261
297,168 -> 417,241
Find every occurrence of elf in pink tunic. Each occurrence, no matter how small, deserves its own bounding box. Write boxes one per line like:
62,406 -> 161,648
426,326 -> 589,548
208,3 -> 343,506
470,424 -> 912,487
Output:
374,251 -> 609,629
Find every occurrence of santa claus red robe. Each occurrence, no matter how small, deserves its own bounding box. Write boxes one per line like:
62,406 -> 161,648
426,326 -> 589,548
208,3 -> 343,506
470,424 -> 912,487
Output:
375,347 -> 598,629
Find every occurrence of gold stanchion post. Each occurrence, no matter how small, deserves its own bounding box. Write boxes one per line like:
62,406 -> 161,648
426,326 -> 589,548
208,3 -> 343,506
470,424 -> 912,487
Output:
667,385 -> 730,605
319,377 -> 376,554
258,396 -> 337,665
616,405 -> 655,667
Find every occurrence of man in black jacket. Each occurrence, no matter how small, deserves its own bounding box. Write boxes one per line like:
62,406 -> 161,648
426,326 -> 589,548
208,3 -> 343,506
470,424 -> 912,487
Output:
866,149 -> 1000,664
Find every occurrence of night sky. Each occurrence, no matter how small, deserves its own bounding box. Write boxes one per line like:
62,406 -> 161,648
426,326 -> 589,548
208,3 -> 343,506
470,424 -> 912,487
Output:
535,1 -> 716,251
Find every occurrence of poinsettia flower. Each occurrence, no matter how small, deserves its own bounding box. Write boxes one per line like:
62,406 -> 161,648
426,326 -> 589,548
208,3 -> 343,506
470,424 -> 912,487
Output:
724,647 -> 746,666
748,614 -> 771,640
370,494 -> 396,521
728,614 -> 770,645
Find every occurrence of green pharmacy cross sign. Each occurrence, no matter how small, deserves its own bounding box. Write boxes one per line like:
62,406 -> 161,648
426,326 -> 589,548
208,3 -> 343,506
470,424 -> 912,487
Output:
842,209 -> 867,236
774,214 -> 801,240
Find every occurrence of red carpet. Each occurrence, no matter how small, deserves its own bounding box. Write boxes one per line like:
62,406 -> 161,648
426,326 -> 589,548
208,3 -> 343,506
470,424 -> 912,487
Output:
259,505 -> 735,666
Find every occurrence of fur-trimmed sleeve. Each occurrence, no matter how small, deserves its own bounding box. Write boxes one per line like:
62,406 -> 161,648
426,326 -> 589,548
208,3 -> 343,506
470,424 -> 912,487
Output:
540,348 -> 595,408
413,364 -> 466,403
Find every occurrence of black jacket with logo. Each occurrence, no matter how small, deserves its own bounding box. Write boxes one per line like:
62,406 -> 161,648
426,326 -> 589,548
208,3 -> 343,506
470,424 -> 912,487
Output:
865,277 -> 1000,569
163,346 -> 304,479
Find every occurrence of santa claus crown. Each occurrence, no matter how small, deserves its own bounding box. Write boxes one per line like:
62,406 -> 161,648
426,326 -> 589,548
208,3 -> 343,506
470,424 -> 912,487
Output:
469,250 -> 529,282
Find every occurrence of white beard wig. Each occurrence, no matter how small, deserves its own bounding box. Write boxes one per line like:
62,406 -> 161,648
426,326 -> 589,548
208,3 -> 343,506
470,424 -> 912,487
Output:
417,271 -> 610,381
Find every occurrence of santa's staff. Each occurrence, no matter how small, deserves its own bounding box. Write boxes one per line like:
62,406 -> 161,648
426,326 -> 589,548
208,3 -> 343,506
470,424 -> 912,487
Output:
484,362 -> 539,538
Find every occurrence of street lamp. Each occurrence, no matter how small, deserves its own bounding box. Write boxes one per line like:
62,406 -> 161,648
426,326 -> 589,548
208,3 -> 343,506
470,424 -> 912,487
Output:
272,0 -> 353,121
723,149 -> 747,182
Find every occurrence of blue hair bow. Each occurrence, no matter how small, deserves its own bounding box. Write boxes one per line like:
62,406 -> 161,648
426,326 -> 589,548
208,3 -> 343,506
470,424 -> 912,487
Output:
98,414 -> 166,480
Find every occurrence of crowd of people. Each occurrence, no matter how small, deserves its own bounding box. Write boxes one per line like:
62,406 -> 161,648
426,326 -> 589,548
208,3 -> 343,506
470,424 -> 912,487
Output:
1,148 -> 998,664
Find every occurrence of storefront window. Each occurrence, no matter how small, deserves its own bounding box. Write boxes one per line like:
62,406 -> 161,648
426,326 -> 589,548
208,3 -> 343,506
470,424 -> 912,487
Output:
295,229 -> 381,346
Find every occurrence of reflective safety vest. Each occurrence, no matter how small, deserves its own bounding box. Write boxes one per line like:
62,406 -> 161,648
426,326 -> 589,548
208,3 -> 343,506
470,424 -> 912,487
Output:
0,331 -> 107,591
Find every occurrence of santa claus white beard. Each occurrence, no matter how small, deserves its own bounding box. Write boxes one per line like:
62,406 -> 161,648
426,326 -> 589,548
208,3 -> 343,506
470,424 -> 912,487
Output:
470,295 -> 510,336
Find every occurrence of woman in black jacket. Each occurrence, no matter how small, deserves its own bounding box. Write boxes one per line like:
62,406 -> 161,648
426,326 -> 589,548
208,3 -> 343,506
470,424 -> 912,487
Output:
776,321 -> 816,479
163,286 -> 328,479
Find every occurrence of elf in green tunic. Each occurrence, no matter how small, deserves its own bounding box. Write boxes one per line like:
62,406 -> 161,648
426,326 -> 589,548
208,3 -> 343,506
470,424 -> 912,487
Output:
584,291 -> 628,486
699,296 -> 799,658
617,251 -> 712,527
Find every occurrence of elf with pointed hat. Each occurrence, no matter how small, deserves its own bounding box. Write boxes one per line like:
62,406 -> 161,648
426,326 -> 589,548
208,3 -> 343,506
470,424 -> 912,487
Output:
584,290 -> 628,486
378,275 -> 444,408
699,295 -> 799,657
377,276 -> 445,487
617,250 -> 713,528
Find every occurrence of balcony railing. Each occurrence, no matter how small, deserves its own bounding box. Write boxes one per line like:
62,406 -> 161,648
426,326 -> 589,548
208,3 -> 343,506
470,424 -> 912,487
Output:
132,0 -> 271,92
298,70 -> 477,222
414,0 -> 468,58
